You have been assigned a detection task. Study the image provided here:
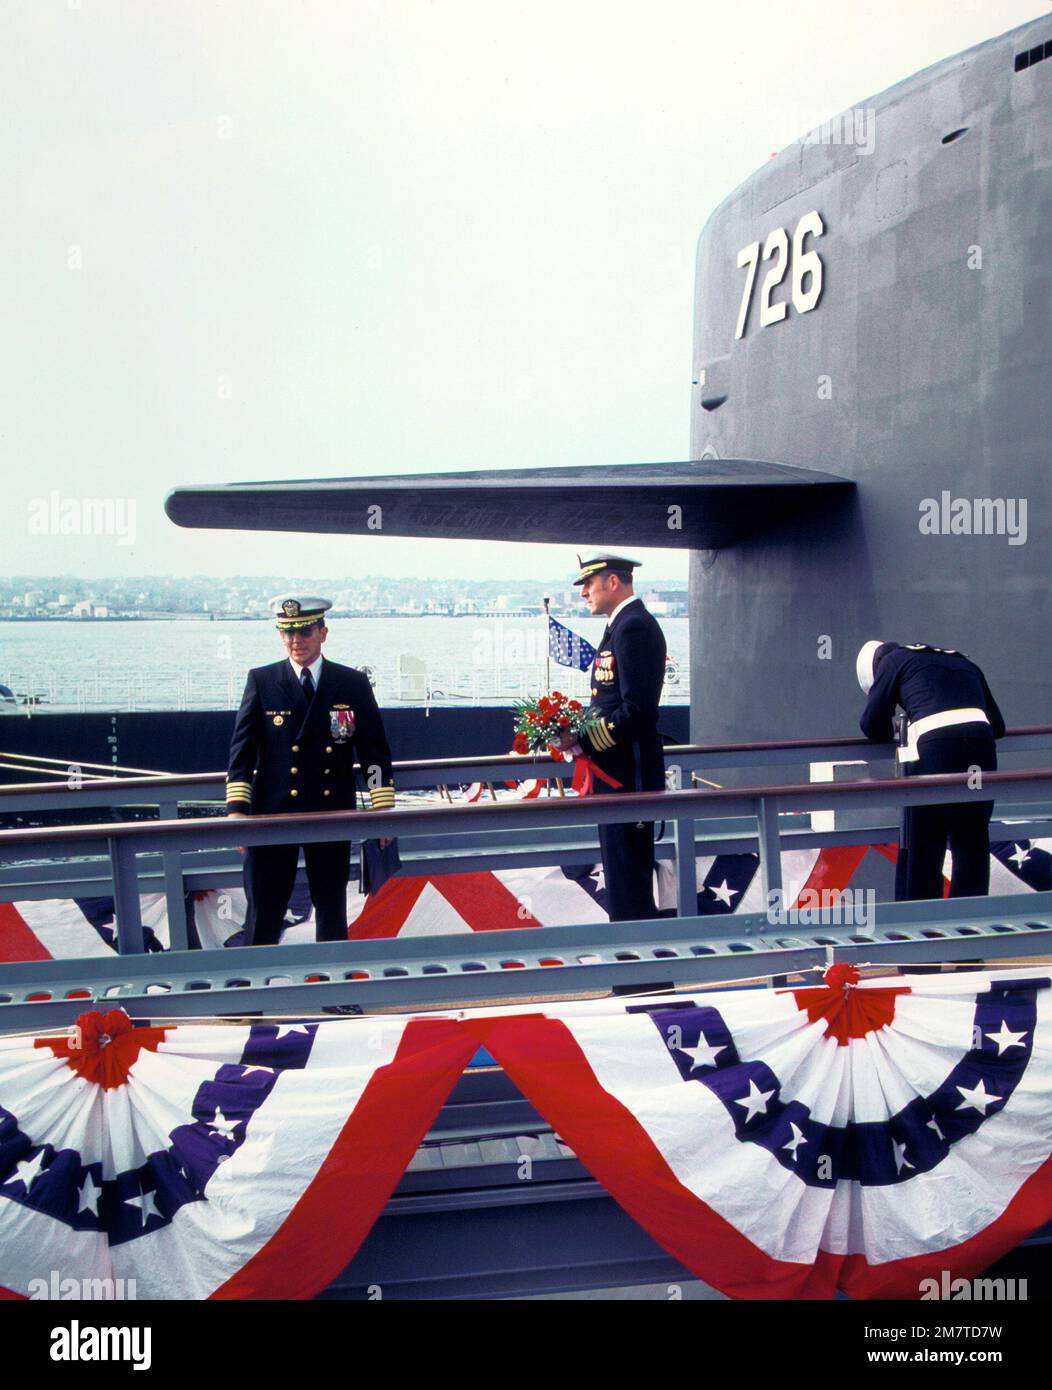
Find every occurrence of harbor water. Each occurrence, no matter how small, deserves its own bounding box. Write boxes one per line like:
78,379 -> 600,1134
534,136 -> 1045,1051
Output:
0,616 -> 690,713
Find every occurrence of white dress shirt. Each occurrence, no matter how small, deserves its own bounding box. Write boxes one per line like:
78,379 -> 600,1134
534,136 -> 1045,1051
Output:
607,593 -> 640,626
288,654 -> 324,688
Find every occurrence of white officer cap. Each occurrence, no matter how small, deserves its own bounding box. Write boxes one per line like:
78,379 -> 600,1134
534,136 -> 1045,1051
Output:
573,553 -> 641,586
268,595 -> 333,631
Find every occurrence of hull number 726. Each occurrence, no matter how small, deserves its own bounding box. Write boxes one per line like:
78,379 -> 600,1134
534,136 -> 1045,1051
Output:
735,210 -> 825,339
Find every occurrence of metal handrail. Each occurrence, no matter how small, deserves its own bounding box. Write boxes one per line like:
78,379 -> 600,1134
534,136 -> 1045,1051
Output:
0,768 -> 1048,848
0,725 -> 1048,800
0,766 -> 1047,956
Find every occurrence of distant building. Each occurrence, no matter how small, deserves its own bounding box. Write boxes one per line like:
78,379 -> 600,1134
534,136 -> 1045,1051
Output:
642,589 -> 688,617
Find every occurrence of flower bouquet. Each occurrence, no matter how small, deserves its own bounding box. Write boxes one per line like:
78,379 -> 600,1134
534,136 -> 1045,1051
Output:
510,691 -> 622,796
512,690 -> 590,759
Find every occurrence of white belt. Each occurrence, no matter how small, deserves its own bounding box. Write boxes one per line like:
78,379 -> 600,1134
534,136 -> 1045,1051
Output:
898,708 -> 990,763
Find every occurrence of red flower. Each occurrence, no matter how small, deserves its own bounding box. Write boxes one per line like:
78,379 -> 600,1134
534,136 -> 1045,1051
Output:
558,715 -> 570,727
513,734 -> 529,754
548,744 -> 564,762
568,700 -> 582,712
551,691 -> 564,702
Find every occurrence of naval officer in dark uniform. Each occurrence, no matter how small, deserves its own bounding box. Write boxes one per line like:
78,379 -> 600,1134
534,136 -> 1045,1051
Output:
227,596 -> 395,945
856,640 -> 1005,901
557,554 -> 668,921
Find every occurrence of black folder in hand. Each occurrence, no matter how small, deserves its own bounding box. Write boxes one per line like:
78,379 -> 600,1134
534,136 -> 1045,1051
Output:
361,838 -> 402,896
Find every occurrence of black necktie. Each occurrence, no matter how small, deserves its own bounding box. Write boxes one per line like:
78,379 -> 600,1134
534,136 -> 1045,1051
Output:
300,668 -> 315,698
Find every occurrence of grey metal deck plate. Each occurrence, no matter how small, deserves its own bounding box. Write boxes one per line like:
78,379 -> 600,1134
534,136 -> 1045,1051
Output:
1,890 -> 1049,1030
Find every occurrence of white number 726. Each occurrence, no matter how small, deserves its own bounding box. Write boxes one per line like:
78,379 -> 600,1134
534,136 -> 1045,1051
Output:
735,210 -> 825,340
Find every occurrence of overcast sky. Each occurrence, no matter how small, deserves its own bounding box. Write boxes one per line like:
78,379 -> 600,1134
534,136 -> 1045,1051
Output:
1,0 -> 1045,583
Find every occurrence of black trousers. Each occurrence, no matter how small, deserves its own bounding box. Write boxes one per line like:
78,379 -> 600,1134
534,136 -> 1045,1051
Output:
599,819 -> 658,922
244,840 -> 351,946
897,737 -> 997,902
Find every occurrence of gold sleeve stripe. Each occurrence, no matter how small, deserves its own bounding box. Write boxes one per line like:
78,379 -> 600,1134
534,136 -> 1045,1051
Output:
369,787 -> 396,809
589,720 -> 616,751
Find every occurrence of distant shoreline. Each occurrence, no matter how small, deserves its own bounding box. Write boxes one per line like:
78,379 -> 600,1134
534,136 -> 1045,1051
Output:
0,611 -> 686,624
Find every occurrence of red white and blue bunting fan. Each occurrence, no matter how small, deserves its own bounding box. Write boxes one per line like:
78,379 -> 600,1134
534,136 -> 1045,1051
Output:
464,965 -> 1052,1298
0,1009 -> 475,1300
1,965 -> 1051,1300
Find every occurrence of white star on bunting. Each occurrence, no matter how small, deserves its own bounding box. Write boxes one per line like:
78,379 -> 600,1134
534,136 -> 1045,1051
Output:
782,1123 -> 807,1161
274,1024 -> 310,1039
893,1140 -> 914,1174
78,1172 -> 102,1216
125,1189 -> 161,1224
985,1020 -> 1027,1055
11,1149 -> 47,1193
680,1032 -> 727,1070
209,1107 -> 240,1140
734,1078 -> 776,1123
708,880 -> 738,907
1009,844 -> 1031,869
956,1079 -> 1001,1115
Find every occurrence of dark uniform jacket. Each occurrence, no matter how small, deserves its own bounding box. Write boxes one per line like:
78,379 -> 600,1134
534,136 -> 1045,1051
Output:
226,658 -> 395,815
860,644 -> 1005,761
578,598 -> 667,792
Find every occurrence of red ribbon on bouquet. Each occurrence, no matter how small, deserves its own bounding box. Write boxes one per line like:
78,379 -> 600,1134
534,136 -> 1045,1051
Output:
570,755 -> 623,797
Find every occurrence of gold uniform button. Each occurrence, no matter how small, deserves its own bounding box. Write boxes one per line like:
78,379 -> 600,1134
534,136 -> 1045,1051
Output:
325,745 -> 333,754
290,789 -> 298,798
292,744 -> 299,752
324,768 -> 330,775
323,789 -> 331,797
592,687 -> 598,696
290,767 -> 298,774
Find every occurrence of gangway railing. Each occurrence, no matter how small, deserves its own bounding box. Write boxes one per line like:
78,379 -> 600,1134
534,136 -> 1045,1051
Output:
0,731 -> 1048,952
0,766 -> 1048,948
1,726 -> 1049,811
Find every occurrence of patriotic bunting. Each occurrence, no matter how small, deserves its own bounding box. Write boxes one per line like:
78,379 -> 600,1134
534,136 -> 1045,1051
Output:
3,838 -> 1048,961
2,967 -> 1051,1300
0,1011 -> 475,1300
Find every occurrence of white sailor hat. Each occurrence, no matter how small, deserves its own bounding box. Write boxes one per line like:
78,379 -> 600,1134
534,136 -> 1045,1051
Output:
856,638 -> 892,693
572,552 -> 642,586
268,595 -> 333,630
